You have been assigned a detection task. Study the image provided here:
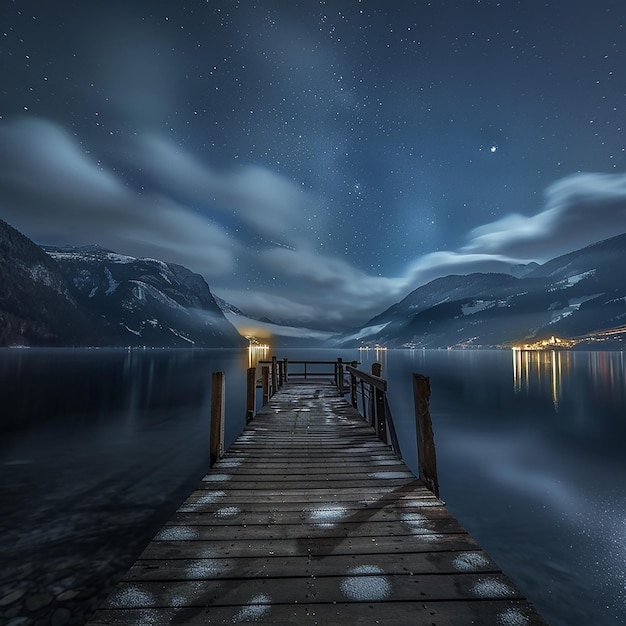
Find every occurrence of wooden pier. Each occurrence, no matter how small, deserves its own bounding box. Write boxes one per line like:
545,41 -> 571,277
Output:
87,360 -> 547,625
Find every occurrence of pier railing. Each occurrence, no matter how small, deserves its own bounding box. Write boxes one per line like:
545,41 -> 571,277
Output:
344,363 -> 401,456
210,355 -> 439,497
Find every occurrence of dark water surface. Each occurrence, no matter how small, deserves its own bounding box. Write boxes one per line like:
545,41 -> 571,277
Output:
1,347 -> 625,625
361,348 -> 626,626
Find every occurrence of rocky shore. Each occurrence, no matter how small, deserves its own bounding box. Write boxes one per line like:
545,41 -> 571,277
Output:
0,500 -> 178,626
1,453 -> 207,626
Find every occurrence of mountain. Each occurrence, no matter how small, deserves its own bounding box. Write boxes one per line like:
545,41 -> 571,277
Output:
0,217 -> 245,348
45,246 -> 246,348
331,233 -> 626,349
0,218 -> 97,346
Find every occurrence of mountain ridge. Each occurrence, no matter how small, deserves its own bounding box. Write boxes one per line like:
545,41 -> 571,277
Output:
330,232 -> 626,349
0,219 -> 246,348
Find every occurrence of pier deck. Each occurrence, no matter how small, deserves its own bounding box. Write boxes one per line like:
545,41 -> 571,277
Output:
88,381 -> 546,625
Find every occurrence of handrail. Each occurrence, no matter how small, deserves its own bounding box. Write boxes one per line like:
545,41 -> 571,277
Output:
345,364 -> 387,391
258,360 -> 340,365
383,394 -> 401,455
258,359 -> 340,379
245,356 -> 439,497
344,363 -> 400,458
257,357 -> 349,400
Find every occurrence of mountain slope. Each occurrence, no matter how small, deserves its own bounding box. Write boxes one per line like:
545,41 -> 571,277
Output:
45,246 -> 246,348
0,217 -> 245,347
332,233 -> 626,348
0,218 -> 98,345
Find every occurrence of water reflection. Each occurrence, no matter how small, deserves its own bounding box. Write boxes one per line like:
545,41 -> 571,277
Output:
512,348 -> 626,414
2,348 -> 626,626
376,348 -> 626,626
512,349 -> 566,409
589,350 -> 626,406
357,345 -> 388,371
246,344 -> 269,369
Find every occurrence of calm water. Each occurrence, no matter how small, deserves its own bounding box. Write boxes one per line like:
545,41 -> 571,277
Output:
1,347 -> 625,625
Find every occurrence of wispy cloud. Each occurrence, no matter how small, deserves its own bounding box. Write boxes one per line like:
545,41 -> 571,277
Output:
246,172 -> 626,327
0,117 -> 235,275
463,173 -> 626,260
2,115 -> 626,332
117,133 -> 318,248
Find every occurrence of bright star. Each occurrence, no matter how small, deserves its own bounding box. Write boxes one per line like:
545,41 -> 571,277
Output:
490,145 -> 498,153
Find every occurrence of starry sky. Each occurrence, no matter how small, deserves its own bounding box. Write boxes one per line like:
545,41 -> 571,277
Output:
3,0 -> 626,331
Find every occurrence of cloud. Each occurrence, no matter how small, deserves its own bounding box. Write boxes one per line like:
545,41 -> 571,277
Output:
217,288 -> 322,324
257,247 -> 409,326
0,117 -> 235,276
120,134 -> 318,247
223,313 -> 334,342
248,171 -> 626,329
463,172 -> 626,260
3,115 -> 626,333
403,250 -> 525,286
260,247 -> 402,296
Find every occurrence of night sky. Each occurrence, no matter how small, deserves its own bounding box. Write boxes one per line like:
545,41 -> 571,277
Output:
3,0 -> 626,331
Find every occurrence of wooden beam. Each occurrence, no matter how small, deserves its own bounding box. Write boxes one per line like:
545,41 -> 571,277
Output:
246,366 -> 256,422
413,373 -> 440,498
262,366 -> 270,406
209,371 -> 225,467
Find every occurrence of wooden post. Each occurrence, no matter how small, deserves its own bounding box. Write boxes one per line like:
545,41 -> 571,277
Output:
371,363 -> 386,444
412,373 -> 440,498
278,359 -> 284,387
350,372 -> 357,408
262,366 -> 270,406
246,366 -> 256,422
283,358 -> 288,383
209,371 -> 225,467
372,363 -> 389,443
337,357 -> 343,392
271,356 -> 278,396
361,380 -> 367,422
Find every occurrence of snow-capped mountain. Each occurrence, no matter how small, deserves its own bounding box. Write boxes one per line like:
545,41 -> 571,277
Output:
0,218 -> 95,346
0,217 -> 245,347
330,233 -> 626,349
45,245 -> 246,348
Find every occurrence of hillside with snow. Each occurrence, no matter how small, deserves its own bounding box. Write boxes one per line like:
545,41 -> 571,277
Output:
0,217 -> 245,348
330,234 -> 626,349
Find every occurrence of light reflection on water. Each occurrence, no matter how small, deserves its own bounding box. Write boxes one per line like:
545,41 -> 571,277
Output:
1,347 -> 625,626
367,347 -> 626,626
512,348 -> 626,412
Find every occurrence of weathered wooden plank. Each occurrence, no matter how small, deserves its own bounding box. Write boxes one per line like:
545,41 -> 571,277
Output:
177,495 -> 442,513
212,458 -> 407,469
89,600 -> 546,626
149,518 -> 466,541
195,478 -> 417,491
199,470 -> 411,479
137,534 -> 479,560
186,486 -> 427,500
126,549 -> 500,581
101,571 -> 527,610
167,503 -> 455,526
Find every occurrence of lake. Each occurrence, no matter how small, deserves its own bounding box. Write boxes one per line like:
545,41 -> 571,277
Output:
1,347 -> 625,625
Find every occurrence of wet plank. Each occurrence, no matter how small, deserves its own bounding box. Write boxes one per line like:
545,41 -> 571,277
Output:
126,549 -> 501,581
89,600 -> 547,626
136,533 -> 481,560
87,381 -> 548,625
